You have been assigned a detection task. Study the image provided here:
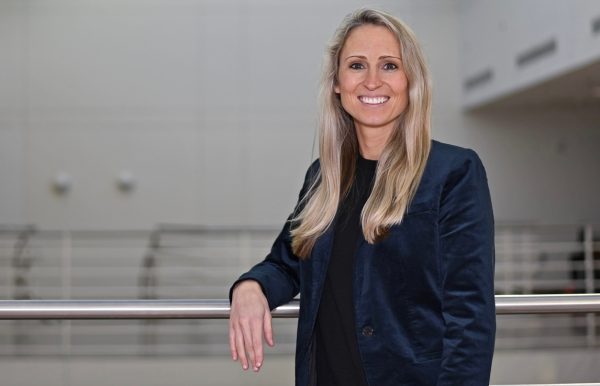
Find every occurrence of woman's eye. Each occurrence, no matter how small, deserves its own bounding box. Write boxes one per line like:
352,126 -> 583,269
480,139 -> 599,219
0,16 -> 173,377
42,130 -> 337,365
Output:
349,62 -> 364,70
383,62 -> 398,71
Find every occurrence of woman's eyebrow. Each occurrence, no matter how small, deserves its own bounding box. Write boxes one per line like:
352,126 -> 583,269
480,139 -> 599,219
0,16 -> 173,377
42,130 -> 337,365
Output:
379,55 -> 401,60
343,55 -> 402,61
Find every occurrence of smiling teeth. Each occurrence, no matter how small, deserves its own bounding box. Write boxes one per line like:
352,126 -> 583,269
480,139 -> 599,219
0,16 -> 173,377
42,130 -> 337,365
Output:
359,96 -> 389,104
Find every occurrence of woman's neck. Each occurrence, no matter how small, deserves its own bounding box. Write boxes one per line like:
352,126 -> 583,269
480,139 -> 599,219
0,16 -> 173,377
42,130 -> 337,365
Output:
355,124 -> 393,160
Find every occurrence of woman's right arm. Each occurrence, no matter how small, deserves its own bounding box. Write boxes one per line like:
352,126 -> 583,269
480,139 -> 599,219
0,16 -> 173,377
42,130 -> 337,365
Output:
229,279 -> 274,372
228,160 -> 320,372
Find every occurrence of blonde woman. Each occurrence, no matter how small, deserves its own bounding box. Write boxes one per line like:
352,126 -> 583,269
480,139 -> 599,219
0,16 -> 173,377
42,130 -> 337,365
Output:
229,8 -> 495,386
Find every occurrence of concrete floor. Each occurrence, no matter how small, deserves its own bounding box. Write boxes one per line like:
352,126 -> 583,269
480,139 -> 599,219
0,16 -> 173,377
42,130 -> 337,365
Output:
2,349 -> 600,386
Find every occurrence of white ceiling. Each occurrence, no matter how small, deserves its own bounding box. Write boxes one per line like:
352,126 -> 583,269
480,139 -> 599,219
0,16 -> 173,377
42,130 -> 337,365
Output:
472,59 -> 600,110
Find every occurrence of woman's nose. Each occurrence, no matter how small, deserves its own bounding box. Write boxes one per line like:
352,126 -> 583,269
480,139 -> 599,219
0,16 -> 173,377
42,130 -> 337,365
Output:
364,69 -> 383,90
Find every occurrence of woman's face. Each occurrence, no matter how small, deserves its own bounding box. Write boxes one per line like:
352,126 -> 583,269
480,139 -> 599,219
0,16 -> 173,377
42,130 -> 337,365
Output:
335,24 -> 409,136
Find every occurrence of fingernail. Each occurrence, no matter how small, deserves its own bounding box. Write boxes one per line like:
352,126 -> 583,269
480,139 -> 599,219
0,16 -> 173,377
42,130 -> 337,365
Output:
256,362 -> 261,367
243,364 -> 248,370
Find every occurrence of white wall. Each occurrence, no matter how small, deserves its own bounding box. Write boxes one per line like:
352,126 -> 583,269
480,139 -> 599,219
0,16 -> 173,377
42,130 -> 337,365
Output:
0,0 -> 598,230
460,106 -> 600,223
0,1 -> 26,224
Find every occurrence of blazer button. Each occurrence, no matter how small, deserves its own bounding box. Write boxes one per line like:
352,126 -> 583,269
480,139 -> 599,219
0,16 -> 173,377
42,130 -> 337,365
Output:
362,326 -> 374,337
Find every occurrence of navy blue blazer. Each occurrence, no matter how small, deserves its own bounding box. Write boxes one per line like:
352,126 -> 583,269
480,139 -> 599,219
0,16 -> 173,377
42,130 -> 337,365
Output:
230,140 -> 496,386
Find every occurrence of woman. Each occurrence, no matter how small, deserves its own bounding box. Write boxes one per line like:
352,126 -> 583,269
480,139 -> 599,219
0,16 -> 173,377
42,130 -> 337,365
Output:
229,8 -> 495,386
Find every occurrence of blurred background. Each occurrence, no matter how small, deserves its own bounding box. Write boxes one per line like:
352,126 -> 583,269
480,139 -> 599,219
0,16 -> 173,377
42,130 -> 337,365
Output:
0,0 -> 599,384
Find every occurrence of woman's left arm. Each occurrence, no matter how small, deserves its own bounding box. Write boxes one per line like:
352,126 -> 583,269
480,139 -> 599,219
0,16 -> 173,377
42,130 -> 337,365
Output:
437,149 -> 496,386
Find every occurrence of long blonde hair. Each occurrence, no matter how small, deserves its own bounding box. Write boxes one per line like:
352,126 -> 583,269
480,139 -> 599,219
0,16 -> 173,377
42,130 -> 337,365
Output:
291,8 -> 432,258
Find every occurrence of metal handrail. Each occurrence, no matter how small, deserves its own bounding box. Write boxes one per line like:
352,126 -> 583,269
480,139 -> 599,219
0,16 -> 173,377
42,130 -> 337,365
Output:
0,294 -> 599,320
1,296 -> 599,386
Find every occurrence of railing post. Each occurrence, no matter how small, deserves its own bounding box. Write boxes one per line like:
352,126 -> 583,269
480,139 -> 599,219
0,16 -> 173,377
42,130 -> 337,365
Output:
583,224 -> 596,347
61,230 -> 72,356
140,229 -> 160,355
11,226 -> 34,300
506,229 -> 515,293
10,226 -> 34,354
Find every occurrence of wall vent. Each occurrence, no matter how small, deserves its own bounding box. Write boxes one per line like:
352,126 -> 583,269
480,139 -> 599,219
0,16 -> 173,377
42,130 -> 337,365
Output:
516,39 -> 557,67
464,68 -> 493,91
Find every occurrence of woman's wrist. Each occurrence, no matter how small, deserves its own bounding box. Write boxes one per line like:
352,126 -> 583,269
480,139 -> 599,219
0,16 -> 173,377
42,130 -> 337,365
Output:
233,280 -> 263,296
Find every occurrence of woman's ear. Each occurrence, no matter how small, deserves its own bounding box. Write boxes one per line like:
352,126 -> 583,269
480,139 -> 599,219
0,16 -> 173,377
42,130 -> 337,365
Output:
334,84 -> 340,94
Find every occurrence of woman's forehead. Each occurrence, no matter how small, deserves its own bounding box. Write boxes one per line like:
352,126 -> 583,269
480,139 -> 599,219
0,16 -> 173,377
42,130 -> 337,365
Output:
341,25 -> 401,58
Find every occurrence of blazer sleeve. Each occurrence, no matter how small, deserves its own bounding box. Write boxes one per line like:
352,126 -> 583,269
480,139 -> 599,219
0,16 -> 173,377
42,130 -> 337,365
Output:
228,160 -> 320,311
437,149 -> 496,386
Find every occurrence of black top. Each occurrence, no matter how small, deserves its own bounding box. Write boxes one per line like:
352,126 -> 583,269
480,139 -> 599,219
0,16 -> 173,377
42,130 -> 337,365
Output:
315,154 -> 377,386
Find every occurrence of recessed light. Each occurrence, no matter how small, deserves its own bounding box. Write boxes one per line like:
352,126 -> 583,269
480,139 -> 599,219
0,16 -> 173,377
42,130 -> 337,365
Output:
52,172 -> 72,195
117,170 -> 136,192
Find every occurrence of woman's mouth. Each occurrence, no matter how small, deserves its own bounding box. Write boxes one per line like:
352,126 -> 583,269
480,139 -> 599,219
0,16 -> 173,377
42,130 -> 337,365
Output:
358,96 -> 390,105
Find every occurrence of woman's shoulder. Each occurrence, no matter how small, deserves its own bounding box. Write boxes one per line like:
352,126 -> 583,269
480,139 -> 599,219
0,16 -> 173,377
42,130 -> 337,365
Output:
305,141 -> 487,183
430,139 -> 481,162
429,139 -> 486,174
421,140 -> 489,193
296,158 -> 321,195
303,158 -> 321,181
307,158 -> 320,172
